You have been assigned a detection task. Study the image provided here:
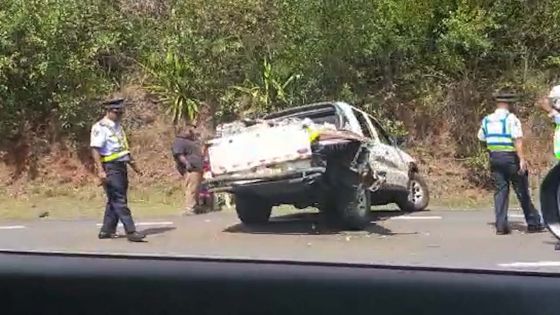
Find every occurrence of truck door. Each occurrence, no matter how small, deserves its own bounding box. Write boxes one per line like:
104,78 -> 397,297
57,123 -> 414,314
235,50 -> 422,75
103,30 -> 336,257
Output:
367,115 -> 409,189
350,109 -> 402,188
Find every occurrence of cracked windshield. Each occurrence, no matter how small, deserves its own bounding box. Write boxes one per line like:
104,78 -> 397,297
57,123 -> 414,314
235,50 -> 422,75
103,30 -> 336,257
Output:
3,0 -> 560,272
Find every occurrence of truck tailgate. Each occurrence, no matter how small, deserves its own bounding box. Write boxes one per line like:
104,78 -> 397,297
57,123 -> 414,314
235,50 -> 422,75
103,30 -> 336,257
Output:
208,124 -> 312,175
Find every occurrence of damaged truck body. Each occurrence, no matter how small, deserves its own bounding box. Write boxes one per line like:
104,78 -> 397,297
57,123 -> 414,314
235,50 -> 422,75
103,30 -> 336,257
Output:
203,102 -> 429,230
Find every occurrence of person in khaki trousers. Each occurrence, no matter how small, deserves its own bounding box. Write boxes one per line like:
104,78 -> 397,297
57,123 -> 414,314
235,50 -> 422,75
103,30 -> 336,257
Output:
172,124 -> 203,215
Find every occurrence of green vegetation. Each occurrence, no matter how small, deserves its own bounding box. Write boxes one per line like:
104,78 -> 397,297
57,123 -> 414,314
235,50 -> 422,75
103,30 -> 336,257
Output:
1,0 -> 560,179
0,0 -> 133,142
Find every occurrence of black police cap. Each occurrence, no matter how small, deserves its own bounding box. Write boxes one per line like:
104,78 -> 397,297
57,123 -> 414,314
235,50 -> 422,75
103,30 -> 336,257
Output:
493,91 -> 518,103
102,98 -> 125,109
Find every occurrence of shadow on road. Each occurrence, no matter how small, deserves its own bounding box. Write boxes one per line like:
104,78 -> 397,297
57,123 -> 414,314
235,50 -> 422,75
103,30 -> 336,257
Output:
139,227 -> 176,236
543,240 -> 560,246
224,210 -> 405,236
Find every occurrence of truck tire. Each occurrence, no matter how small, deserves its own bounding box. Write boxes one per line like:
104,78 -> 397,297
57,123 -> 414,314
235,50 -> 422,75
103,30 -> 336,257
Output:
335,184 -> 371,230
319,195 -> 338,224
235,195 -> 272,225
397,173 -> 430,212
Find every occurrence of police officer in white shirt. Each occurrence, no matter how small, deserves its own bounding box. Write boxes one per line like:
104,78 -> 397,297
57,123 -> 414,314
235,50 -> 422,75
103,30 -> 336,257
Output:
91,98 -> 146,242
478,91 -> 544,235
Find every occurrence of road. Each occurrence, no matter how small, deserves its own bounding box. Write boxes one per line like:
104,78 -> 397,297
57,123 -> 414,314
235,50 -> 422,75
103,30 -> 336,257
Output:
0,208 -> 559,273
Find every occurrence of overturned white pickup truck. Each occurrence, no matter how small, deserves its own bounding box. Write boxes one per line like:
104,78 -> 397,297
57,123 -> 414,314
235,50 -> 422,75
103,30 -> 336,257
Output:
204,102 -> 429,230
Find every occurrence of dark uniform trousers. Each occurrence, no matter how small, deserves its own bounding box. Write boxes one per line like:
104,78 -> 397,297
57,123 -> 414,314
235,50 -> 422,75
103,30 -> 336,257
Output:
101,162 -> 136,234
489,151 -> 542,230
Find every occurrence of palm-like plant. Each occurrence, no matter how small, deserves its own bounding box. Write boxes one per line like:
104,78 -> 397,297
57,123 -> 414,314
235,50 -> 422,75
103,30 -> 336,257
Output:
231,58 -> 300,114
142,50 -> 200,124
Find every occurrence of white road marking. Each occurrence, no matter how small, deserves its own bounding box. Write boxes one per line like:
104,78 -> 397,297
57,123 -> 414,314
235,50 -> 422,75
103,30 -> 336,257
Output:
95,221 -> 174,227
390,216 -> 442,220
0,225 -> 26,230
498,261 -> 560,268
509,214 -> 525,219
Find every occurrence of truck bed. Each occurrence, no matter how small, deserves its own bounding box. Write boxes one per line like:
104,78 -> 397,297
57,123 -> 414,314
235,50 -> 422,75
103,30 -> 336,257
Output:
207,122 -> 312,176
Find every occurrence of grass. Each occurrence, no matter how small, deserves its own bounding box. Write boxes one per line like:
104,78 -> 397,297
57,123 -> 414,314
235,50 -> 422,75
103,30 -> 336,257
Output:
0,182 -> 543,221
0,183 -> 185,221
428,197 -> 492,210
428,185 -> 542,211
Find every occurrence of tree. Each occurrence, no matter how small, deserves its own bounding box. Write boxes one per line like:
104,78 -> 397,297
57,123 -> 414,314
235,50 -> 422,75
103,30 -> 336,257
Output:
0,0 -> 130,143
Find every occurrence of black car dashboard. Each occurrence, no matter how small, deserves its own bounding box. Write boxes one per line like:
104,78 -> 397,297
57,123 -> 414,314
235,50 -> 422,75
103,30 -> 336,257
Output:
1,251 -> 559,315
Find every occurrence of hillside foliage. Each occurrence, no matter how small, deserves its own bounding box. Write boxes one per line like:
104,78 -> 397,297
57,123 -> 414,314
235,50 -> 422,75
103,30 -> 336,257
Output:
1,0 -> 560,173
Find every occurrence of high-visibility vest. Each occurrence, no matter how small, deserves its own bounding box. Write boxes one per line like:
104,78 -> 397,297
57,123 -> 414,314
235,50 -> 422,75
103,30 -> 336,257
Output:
554,124 -> 560,159
304,125 -> 321,142
482,113 -> 515,152
100,122 -> 130,162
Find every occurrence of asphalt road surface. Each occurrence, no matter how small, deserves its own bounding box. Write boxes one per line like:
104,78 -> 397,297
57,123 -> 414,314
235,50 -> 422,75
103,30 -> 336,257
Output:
0,208 -> 559,273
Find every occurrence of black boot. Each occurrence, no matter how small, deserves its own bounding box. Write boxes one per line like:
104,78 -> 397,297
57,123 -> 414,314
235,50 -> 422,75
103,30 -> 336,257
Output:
98,231 -> 118,239
527,224 -> 546,233
127,231 -> 146,242
496,228 -> 511,235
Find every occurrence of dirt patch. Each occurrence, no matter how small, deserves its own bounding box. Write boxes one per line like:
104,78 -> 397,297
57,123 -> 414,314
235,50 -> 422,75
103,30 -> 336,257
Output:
1,85 -> 557,205
0,85 -> 180,196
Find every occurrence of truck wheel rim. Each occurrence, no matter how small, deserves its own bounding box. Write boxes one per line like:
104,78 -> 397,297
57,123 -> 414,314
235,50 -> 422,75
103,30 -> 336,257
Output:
409,180 -> 423,205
